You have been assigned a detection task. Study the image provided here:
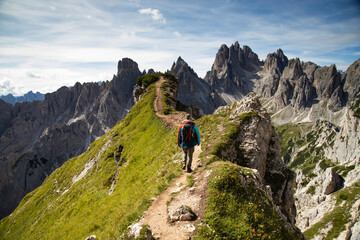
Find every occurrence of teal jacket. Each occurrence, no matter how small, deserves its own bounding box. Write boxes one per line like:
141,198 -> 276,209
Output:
177,119 -> 200,148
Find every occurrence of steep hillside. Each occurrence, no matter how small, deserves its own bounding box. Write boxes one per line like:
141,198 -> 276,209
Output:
0,78 -> 182,239
0,58 -> 141,219
0,75 -> 304,240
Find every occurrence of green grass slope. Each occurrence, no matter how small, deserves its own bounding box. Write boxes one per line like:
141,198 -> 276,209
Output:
0,84 -> 182,239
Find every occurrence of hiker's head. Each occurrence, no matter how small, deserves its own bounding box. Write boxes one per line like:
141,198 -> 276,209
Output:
186,114 -> 191,120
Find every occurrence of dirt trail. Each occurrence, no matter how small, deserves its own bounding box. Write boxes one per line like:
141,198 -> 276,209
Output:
140,77 -> 209,240
153,77 -> 185,127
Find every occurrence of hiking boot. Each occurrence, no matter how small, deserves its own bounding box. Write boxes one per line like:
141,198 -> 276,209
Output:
182,165 -> 186,170
186,168 -> 192,173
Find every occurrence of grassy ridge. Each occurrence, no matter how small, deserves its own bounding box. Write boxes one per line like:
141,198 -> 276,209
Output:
0,85 -> 182,239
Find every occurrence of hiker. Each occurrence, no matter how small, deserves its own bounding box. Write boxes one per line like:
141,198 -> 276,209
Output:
177,114 -> 200,173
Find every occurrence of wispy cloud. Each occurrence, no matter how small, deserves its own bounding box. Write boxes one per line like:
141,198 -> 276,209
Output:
174,31 -> 182,38
138,8 -> 166,23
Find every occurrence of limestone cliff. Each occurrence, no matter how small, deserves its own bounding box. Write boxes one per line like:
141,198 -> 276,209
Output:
344,59 -> 360,101
259,49 -> 289,97
203,42 -> 262,105
209,95 -> 299,228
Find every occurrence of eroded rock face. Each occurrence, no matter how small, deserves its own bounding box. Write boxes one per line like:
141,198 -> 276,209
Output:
214,94 -> 297,225
260,49 -> 289,97
0,99 -> 13,136
171,57 -> 219,114
204,42 -> 262,105
322,168 -> 344,195
0,58 -> 141,219
344,59 -> 360,101
274,58 -> 317,110
174,43 -> 357,116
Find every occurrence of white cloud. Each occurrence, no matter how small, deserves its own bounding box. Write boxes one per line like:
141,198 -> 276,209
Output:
0,79 -> 25,96
0,68 -> 115,96
174,31 -> 182,38
138,8 -> 166,23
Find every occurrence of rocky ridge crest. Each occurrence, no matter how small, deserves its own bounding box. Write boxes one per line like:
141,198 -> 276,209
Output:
213,95 -> 298,225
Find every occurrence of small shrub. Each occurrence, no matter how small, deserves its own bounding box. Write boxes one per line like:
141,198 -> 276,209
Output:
136,74 -> 160,88
306,185 -> 316,195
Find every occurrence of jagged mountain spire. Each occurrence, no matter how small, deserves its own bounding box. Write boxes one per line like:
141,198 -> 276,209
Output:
170,56 -> 219,114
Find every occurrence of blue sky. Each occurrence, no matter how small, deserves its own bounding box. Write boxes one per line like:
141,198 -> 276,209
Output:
0,0 -> 359,96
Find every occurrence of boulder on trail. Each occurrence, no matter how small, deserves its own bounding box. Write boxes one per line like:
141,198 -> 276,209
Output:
170,205 -> 197,222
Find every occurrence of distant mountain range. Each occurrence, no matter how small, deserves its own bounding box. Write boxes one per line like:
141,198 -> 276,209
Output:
0,91 -> 44,105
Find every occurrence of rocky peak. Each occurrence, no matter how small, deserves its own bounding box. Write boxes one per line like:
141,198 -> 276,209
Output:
210,42 -> 261,78
301,61 -> 318,83
264,49 -> 288,72
112,58 -> 141,108
212,44 -> 230,75
117,58 -> 140,76
171,56 -> 198,78
313,64 -> 342,99
228,42 -> 261,72
344,58 -> 360,101
171,56 -> 218,114
286,58 -> 304,79
274,58 -> 316,110
0,91 -> 44,105
204,42 -> 261,104
311,64 -> 346,111
258,49 -> 289,98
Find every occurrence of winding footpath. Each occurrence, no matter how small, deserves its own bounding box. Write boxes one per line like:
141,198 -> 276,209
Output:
140,78 -> 208,240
